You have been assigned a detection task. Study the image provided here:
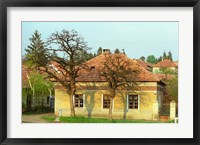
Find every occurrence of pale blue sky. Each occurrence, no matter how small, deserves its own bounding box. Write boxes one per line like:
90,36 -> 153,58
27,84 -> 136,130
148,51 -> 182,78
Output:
22,22 -> 178,60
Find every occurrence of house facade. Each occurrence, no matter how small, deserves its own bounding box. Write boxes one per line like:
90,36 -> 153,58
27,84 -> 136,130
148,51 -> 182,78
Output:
55,82 -> 164,120
153,59 -> 178,74
54,53 -> 166,120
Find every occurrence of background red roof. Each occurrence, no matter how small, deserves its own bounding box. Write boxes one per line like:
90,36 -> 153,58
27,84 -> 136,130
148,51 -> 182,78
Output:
154,59 -> 177,68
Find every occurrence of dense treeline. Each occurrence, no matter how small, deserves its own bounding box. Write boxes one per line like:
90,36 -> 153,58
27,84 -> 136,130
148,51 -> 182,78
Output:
140,51 -> 173,64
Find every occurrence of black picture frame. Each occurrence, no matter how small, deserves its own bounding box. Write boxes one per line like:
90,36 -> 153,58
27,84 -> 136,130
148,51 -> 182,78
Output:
0,0 -> 200,145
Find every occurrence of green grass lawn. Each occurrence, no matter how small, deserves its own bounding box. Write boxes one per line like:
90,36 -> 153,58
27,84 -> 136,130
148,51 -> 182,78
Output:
42,115 -> 164,123
42,116 -> 56,123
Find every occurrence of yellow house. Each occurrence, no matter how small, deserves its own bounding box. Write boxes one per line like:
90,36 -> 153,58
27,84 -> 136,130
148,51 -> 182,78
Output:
54,54 -> 165,120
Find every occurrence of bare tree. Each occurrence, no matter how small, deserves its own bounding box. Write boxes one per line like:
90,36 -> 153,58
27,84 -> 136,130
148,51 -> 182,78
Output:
25,29 -> 90,116
99,53 -> 140,120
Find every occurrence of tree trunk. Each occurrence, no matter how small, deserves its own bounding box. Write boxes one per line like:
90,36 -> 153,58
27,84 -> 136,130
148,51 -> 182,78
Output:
109,97 -> 113,120
70,93 -> 75,116
123,98 -> 127,120
49,89 -> 52,108
49,89 -> 52,98
27,75 -> 34,109
68,77 -> 76,116
109,89 -> 115,120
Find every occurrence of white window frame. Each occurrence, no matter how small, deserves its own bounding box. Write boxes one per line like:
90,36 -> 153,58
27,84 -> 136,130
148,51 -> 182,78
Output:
127,94 -> 140,111
73,94 -> 85,108
101,94 -> 114,110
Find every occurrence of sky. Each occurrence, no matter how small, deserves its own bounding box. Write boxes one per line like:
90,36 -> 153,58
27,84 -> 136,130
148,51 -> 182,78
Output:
22,22 -> 178,61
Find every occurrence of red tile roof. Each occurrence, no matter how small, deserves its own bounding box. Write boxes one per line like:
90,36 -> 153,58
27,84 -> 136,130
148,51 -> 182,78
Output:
134,59 -> 153,71
173,61 -> 178,66
22,65 -> 51,87
76,53 -> 163,83
154,74 -> 175,80
154,59 -> 177,68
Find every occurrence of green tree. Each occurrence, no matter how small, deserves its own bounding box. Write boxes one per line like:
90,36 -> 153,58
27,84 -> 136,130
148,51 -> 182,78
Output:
158,67 -> 176,80
157,56 -> 163,62
93,52 -> 97,57
25,30 -> 48,67
22,87 -> 33,112
97,47 -> 102,55
23,72 -> 54,112
82,51 -> 95,61
166,76 -> 178,103
29,73 -> 54,111
114,48 -> 120,54
163,51 -> 167,59
140,56 -> 145,61
168,51 -> 173,61
146,55 -> 157,64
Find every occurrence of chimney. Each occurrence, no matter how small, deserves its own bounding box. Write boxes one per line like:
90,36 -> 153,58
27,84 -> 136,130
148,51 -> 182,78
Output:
103,49 -> 110,54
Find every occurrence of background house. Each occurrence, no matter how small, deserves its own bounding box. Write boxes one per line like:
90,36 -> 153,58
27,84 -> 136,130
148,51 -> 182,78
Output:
22,65 -> 55,112
152,59 -> 178,74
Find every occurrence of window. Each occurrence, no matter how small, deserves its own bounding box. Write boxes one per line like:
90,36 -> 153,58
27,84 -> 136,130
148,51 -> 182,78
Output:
74,94 -> 83,108
103,94 -> 110,109
90,66 -> 95,69
128,95 -> 138,109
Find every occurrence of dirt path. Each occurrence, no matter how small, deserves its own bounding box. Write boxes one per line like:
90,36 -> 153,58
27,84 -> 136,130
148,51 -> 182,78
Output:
22,113 -> 54,123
